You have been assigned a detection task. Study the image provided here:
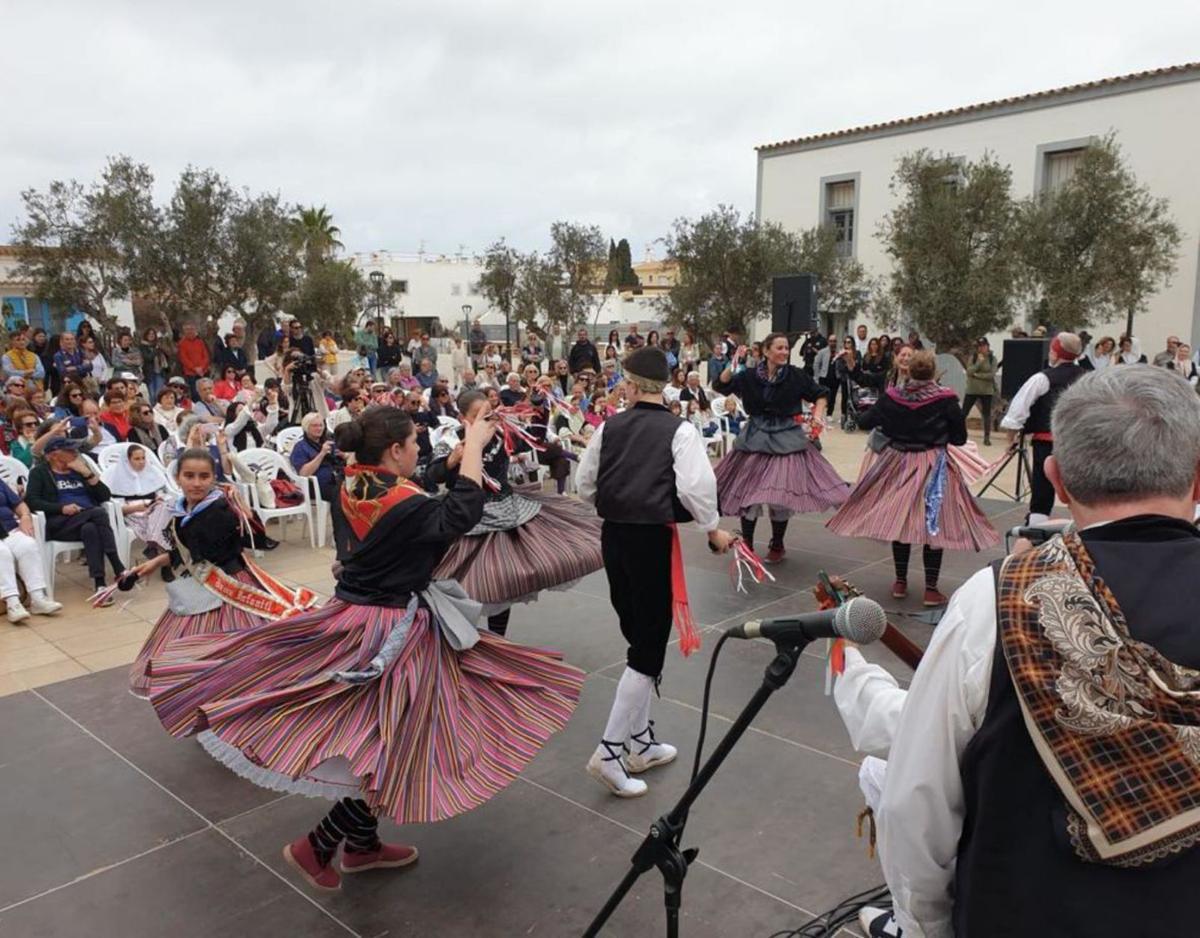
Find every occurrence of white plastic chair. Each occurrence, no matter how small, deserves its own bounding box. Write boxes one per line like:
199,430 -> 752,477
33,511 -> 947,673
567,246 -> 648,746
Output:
273,426 -> 303,458
236,447 -> 316,547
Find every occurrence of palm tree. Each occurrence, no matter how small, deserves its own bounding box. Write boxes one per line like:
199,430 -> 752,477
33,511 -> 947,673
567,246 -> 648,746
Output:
291,205 -> 344,273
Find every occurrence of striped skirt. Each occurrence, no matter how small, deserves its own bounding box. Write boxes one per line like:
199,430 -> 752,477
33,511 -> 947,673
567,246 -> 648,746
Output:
715,448 -> 849,518
433,493 -> 603,606
129,570 -> 266,698
146,602 -> 584,824
826,447 -> 1000,551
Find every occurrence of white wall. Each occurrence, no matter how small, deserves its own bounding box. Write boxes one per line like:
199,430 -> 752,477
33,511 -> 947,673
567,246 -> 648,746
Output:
347,252 -> 495,334
0,253 -> 134,333
757,78 -> 1200,354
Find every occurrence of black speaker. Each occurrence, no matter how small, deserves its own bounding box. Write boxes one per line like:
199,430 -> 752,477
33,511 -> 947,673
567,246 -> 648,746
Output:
1000,338 -> 1049,399
771,275 -> 817,334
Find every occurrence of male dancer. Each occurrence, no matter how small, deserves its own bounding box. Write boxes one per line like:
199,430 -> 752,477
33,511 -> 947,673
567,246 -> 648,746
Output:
999,331 -> 1084,524
577,346 -> 736,797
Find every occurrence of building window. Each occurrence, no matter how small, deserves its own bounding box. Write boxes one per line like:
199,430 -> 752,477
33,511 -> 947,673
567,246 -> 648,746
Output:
825,180 -> 856,258
1042,147 -> 1086,192
451,283 -> 462,296
391,279 -> 408,294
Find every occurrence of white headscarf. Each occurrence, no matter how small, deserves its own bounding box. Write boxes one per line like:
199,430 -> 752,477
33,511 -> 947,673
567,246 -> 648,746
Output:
102,444 -> 171,497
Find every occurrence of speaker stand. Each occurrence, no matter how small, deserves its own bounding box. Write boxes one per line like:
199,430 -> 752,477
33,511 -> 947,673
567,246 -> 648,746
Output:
978,432 -> 1033,503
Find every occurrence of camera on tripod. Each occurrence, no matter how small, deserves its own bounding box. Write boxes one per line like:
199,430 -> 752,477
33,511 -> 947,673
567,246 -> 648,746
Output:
289,351 -> 319,384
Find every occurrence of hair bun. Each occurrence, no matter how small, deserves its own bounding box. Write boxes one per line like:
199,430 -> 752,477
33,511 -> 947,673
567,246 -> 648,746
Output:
335,420 -> 365,454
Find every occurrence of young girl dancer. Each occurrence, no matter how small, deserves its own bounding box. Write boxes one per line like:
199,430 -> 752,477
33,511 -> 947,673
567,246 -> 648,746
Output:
144,406 -> 584,892
712,332 -> 848,563
427,389 -> 603,636
124,449 -> 313,697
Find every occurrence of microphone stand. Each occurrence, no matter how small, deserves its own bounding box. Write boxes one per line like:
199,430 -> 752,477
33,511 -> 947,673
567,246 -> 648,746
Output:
582,637 -> 809,938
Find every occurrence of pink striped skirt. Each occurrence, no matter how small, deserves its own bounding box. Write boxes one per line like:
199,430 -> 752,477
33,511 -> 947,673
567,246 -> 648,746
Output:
146,602 -> 584,824
130,570 -> 266,698
714,448 -> 849,517
434,494 -> 603,606
826,447 -> 1000,551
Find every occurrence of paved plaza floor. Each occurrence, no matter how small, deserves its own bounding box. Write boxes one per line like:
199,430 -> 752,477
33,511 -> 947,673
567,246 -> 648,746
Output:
0,426 -> 1029,936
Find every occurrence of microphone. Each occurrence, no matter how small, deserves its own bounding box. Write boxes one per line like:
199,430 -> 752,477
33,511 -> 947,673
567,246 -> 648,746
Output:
726,596 -> 887,645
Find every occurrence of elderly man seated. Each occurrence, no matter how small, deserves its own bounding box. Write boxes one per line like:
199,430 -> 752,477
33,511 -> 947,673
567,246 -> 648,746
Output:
837,365 -> 1200,938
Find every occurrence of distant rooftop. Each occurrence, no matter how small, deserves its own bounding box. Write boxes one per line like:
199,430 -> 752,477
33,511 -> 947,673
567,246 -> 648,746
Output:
757,62 -> 1200,153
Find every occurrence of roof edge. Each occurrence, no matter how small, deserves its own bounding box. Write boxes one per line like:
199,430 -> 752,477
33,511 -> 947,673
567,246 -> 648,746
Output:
757,62 -> 1200,155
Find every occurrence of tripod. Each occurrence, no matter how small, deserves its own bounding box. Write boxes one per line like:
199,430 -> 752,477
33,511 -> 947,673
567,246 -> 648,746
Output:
582,638 -> 809,938
978,431 -> 1033,502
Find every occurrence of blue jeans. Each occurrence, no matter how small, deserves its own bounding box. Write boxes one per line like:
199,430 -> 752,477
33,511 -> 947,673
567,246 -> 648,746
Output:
147,373 -> 164,401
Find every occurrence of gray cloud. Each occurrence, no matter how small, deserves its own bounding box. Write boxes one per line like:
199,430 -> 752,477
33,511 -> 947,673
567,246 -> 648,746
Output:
5,0 -> 1198,256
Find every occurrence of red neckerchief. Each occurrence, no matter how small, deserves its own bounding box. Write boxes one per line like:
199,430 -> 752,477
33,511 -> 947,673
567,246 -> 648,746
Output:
339,464 -> 426,541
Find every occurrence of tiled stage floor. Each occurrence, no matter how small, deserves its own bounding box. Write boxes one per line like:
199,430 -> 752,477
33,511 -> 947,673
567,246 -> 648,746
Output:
0,480 -> 1028,936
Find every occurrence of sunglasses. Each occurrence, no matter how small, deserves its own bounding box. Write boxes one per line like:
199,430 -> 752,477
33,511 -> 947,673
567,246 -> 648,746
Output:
69,393 -> 82,399
19,421 -> 37,429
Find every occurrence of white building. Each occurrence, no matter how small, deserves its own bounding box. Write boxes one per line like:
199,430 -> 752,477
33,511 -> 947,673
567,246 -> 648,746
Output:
345,250 -> 496,342
0,247 -> 135,335
755,62 -> 1200,353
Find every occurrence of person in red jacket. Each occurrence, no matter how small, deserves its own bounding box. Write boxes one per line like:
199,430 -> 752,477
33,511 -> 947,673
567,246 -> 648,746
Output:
176,321 -> 211,398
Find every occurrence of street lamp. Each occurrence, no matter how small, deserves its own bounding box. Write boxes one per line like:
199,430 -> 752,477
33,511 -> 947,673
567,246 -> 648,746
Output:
461,304 -> 472,344
368,271 -> 386,331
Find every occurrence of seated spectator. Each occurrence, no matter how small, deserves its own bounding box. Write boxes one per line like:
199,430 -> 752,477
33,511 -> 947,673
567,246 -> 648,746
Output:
326,389 -> 365,432
190,378 -> 228,421
127,399 -> 169,452
25,436 -> 125,597
550,359 -> 571,397
224,396 -> 280,451
28,387 -> 50,419
416,358 -> 439,390
167,415 -> 233,481
0,476 -> 62,622
80,398 -> 117,450
428,385 -> 459,420
214,365 -> 241,401
153,386 -> 184,434
668,400 -> 683,417
499,372 -> 528,407
8,407 -> 39,467
290,411 -> 339,503
458,368 -> 479,392
54,382 -> 86,419
391,362 -> 420,391
53,332 -> 91,386
521,363 -> 541,389
584,395 -> 613,428
81,335 -> 110,386
478,363 -> 500,389
1167,343 -> 1199,385
687,400 -> 719,437
721,395 -> 745,435
98,390 -> 131,442
100,443 -> 173,552
679,371 -> 709,409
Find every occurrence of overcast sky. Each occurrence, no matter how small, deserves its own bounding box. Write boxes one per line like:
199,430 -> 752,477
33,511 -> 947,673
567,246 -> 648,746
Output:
5,1 -> 1198,259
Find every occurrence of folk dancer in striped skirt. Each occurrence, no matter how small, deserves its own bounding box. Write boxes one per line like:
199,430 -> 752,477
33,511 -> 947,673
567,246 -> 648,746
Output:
124,448 -> 314,698
576,347 -> 738,797
712,332 -> 849,564
144,408 -> 584,893
827,351 -> 1000,606
427,388 -> 603,638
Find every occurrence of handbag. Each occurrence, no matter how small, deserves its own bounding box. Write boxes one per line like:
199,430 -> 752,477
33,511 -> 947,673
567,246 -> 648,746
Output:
270,477 -> 305,507
255,469 -> 276,508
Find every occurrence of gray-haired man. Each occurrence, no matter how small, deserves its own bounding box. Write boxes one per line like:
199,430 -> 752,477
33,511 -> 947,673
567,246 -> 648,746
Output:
865,365 -> 1200,937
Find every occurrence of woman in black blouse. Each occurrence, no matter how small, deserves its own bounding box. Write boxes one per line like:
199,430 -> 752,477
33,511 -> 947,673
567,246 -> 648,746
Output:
712,333 -> 848,563
142,407 -> 583,894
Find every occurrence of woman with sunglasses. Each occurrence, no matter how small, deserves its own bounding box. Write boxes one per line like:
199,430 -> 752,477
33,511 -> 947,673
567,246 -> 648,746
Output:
53,383 -> 86,419
8,407 -> 40,468
127,401 -> 169,451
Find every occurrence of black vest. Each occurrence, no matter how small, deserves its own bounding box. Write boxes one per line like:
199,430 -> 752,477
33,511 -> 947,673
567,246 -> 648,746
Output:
594,403 -> 692,525
954,517 -> 1200,937
1027,363 -> 1085,435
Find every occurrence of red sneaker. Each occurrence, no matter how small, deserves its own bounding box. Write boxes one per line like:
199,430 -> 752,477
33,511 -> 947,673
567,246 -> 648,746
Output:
764,543 -> 786,565
283,836 -> 341,892
923,588 -> 948,607
340,841 -> 420,874
891,580 -> 908,599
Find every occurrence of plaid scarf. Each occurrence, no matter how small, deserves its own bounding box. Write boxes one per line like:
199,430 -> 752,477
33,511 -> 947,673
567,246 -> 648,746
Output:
998,532 -> 1200,867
